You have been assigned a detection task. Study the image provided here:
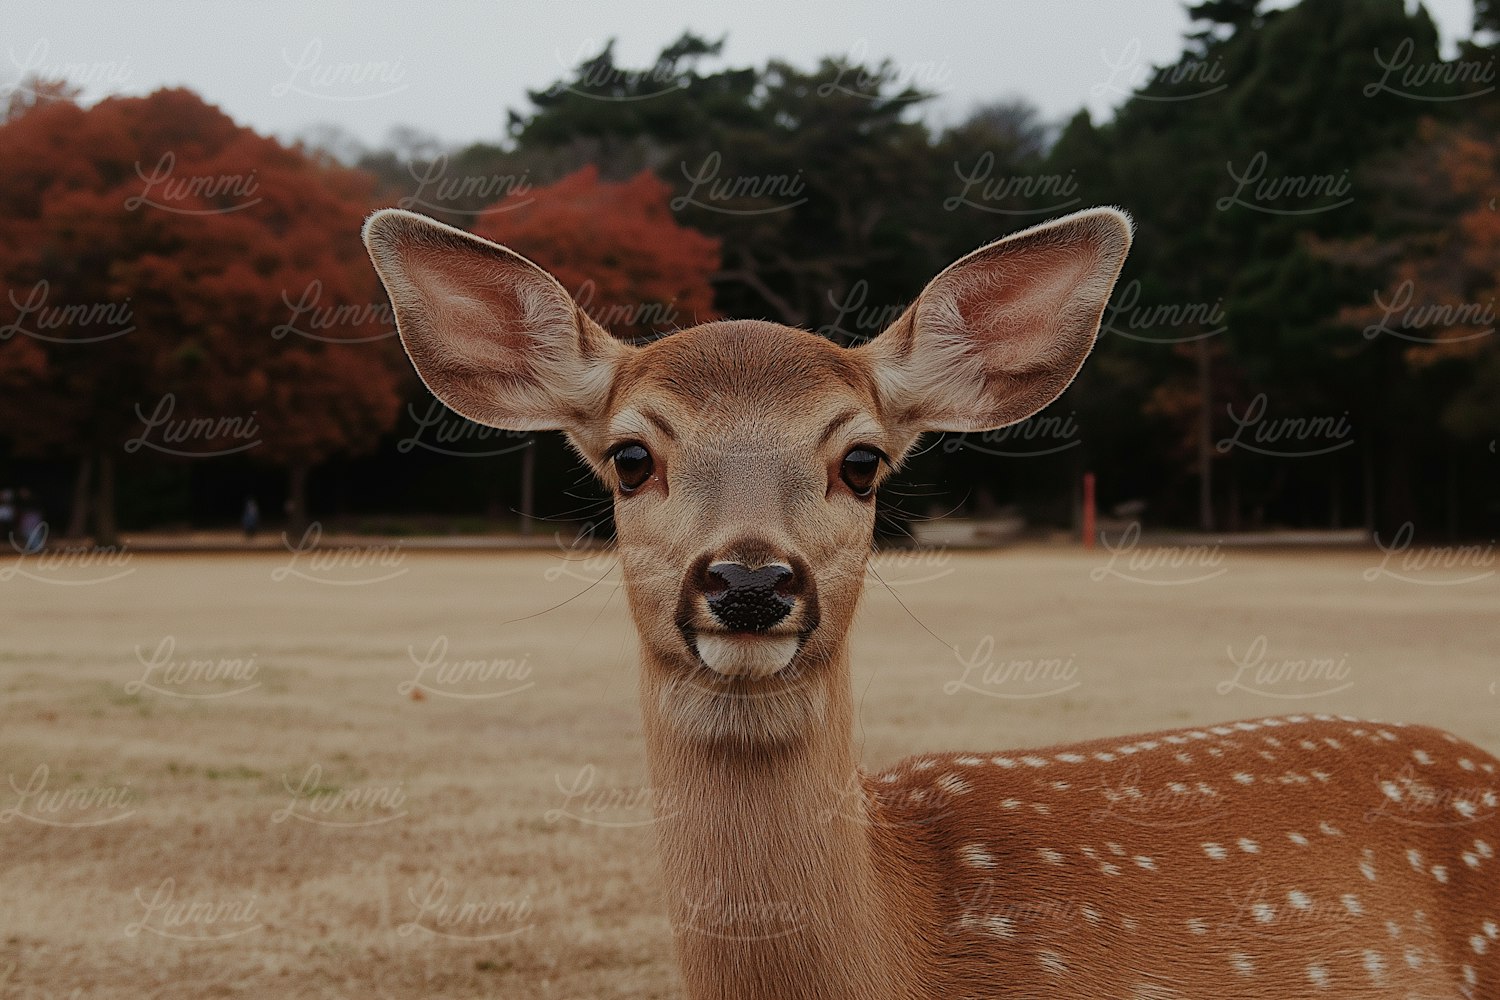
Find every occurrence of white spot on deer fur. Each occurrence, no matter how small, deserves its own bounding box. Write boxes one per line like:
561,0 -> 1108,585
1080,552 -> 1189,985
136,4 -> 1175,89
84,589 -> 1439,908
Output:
1252,902 -> 1275,923
1169,782 -> 1189,795
1385,920 -> 1400,938
1381,781 -> 1403,802
1287,715 -> 1309,723
1100,862 -> 1121,876
1476,839 -> 1494,858
1320,821 -> 1343,837
1464,964 -> 1478,986
1264,736 -> 1285,747
879,773 -> 899,783
1038,951 -> 1066,975
1187,730 -> 1209,740
992,756 -> 1017,768
1138,740 -> 1160,750
1289,832 -> 1309,846
1360,850 -> 1378,881
1081,905 -> 1101,924
1092,752 -> 1116,763
1001,798 -> 1020,810
1120,916 -> 1138,932
1258,750 -> 1277,762
937,774 -> 971,795
1471,934 -> 1488,955
1456,799 -> 1477,818
955,756 -> 983,766
1080,846 -> 1098,859
1378,730 -> 1397,741
1196,782 -> 1219,796
1261,717 -> 1286,727
912,759 -> 936,771
1443,732 -> 1460,743
1235,721 -> 1260,731
1311,770 -> 1331,783
1174,753 -> 1193,765
1021,755 -> 1048,768
1210,726 -> 1233,736
1407,848 -> 1424,871
1404,945 -> 1423,969
1483,919 -> 1498,939
1413,749 -> 1433,765
1056,753 -> 1085,764
1031,803 -> 1051,815
1050,781 -> 1071,791
1207,747 -> 1224,757
1343,894 -> 1363,915
908,790 -> 928,804
1288,890 -> 1311,910
1484,762 -> 1496,774
980,915 -> 1014,938
1106,842 -> 1125,855
1463,851 -> 1481,868
1238,838 -> 1259,854
1233,772 -> 1254,785
1134,856 -> 1155,870
1362,949 -> 1386,984
1431,865 -> 1449,884
960,844 -> 996,869
1186,917 -> 1208,935
1322,737 -> 1342,749
1230,953 -> 1254,976
1306,964 -> 1329,987
1460,758 -> 1477,771
1117,745 -> 1139,755
1203,843 -> 1228,860
1038,848 -> 1064,865
1300,739 -> 1318,751
1164,735 -> 1188,744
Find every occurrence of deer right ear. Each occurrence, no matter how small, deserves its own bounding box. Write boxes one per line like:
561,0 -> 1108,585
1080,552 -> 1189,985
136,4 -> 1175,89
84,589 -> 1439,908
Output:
362,209 -> 630,432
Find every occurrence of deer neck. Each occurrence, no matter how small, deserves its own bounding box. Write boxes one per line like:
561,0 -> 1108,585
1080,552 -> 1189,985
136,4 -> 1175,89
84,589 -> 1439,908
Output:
639,643 -> 922,1000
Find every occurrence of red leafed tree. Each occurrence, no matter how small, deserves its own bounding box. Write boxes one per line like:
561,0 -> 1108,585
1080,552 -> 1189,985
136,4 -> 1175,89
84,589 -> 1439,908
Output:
469,165 -> 721,340
0,86 -> 404,542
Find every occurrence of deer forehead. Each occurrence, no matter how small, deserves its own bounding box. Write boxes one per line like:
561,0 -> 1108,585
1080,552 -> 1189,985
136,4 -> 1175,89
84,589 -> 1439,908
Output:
605,321 -> 885,444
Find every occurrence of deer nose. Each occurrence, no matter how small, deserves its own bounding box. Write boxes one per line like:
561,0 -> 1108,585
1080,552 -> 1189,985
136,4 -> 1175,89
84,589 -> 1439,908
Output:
703,562 -> 795,633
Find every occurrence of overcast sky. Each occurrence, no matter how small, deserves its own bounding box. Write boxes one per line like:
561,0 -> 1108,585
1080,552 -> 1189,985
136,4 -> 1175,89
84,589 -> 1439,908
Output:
1,0 -> 1480,152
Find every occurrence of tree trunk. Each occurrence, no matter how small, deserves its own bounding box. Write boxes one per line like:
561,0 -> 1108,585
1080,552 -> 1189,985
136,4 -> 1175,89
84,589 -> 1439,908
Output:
65,453 -> 93,539
287,462 -> 310,537
95,451 -> 118,547
519,439 -> 535,536
1196,340 -> 1215,532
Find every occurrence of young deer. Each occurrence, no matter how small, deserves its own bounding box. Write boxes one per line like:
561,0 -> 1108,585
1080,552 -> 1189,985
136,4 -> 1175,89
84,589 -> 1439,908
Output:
364,207 -> 1500,999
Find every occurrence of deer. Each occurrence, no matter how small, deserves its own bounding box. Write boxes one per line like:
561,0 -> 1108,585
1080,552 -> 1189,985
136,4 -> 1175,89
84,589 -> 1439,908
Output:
363,205 -> 1500,1000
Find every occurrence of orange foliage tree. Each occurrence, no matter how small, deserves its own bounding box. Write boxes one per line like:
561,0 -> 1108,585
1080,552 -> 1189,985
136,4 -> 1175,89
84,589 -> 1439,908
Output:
0,86 -> 404,541
469,165 -> 721,340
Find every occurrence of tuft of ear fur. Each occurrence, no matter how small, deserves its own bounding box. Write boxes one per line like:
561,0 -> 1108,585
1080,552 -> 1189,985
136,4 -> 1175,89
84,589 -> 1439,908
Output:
362,208 -> 630,432
856,207 -> 1132,433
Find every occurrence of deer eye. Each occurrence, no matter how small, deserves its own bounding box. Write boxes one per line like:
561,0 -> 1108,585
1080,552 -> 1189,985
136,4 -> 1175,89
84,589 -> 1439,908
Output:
611,443 -> 654,493
839,447 -> 882,497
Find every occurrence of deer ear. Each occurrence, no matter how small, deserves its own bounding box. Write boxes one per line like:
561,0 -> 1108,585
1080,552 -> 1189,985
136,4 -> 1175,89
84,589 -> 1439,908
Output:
857,207 -> 1132,433
362,208 -> 630,432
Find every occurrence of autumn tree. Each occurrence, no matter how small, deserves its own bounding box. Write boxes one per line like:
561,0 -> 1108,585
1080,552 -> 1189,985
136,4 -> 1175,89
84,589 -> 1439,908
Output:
0,87 -> 403,542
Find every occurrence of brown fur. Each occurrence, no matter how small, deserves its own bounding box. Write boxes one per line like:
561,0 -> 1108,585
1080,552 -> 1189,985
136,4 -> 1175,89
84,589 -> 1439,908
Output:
363,207 -> 1498,998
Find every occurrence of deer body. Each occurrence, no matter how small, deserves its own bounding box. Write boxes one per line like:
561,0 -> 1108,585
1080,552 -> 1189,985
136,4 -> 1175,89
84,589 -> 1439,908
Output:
363,206 -> 1500,998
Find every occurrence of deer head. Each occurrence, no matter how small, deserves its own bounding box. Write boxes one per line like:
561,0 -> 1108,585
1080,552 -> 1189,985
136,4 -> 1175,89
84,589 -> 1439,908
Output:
363,207 -> 1131,751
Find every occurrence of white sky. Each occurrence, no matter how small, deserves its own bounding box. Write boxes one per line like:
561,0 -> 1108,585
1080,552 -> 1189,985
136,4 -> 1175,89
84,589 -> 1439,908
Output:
0,0 -> 1480,151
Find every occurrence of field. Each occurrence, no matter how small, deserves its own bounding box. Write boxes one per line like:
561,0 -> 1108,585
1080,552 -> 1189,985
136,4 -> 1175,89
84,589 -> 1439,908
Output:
1,542 -> 1497,999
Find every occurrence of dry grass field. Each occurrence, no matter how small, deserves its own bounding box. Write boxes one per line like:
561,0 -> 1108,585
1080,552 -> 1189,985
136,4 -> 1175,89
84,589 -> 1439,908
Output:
1,541 -> 1496,999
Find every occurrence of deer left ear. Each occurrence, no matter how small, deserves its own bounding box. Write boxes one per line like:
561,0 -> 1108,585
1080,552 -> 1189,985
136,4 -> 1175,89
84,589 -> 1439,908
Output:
857,207 -> 1132,433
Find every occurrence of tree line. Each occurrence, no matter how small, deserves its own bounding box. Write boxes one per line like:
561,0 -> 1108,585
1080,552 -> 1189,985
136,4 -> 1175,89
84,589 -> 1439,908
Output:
1,0 -> 1495,545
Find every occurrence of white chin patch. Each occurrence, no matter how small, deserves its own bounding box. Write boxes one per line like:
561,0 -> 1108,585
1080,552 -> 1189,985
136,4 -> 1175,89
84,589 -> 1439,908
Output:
694,634 -> 800,680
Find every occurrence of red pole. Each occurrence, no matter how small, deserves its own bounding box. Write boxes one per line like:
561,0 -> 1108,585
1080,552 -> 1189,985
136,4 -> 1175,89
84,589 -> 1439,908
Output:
1082,472 -> 1096,550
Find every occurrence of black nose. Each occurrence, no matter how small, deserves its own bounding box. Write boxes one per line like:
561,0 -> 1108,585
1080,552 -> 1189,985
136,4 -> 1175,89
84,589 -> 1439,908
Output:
704,562 -> 794,632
